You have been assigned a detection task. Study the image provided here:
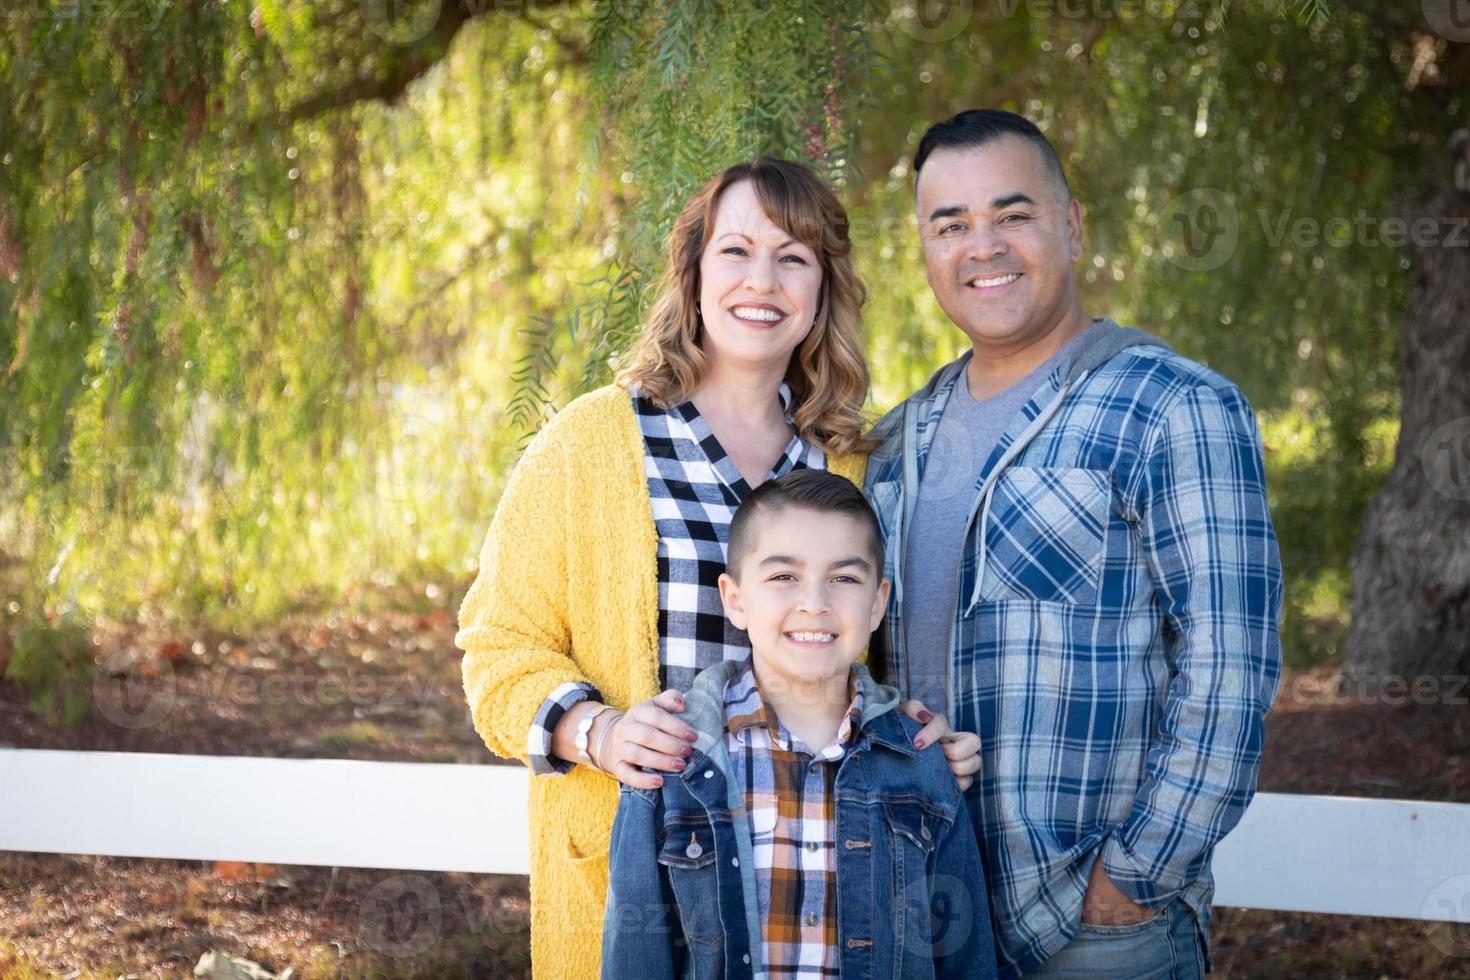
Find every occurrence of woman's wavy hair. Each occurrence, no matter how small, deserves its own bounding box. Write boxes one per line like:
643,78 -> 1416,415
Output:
616,157 -> 873,455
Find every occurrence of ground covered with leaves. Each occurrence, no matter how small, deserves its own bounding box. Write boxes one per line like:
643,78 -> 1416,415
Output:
1,612 -> 1467,977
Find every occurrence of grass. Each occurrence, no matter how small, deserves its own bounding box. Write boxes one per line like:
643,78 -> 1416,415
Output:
317,720 -> 398,752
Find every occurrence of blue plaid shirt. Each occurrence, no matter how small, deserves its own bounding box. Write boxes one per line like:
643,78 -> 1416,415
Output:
865,320 -> 1283,978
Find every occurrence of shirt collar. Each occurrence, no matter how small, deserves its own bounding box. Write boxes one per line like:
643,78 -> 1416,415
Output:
776,381 -> 796,424
724,658 -> 864,757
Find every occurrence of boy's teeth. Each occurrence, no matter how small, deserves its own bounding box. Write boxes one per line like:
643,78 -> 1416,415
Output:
788,631 -> 835,642
732,306 -> 782,322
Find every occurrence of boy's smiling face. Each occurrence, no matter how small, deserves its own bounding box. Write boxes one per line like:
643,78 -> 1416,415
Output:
718,505 -> 891,694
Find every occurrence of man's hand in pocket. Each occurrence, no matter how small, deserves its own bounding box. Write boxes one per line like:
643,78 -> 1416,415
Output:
1081,856 -> 1159,926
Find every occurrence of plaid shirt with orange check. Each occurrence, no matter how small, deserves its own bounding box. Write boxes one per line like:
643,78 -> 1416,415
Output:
723,660 -> 864,978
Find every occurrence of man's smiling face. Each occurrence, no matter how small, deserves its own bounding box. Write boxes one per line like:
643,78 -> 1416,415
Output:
915,136 -> 1085,352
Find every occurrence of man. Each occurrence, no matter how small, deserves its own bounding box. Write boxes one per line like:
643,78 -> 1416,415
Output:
866,109 -> 1283,978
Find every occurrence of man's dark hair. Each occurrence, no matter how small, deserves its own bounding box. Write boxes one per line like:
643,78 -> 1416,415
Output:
726,468 -> 885,581
914,108 -> 1071,200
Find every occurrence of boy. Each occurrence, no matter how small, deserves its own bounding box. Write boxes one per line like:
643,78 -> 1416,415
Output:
601,468 -> 996,979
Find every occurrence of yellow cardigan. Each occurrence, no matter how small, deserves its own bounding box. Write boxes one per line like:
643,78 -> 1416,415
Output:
456,382 -> 868,979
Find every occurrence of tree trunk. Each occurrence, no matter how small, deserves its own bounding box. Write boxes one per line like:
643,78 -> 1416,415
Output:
1344,131 -> 1470,690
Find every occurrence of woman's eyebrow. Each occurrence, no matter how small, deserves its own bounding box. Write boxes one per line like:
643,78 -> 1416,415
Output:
715,230 -> 804,250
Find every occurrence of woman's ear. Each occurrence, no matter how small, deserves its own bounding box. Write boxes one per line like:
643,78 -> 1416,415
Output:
718,572 -> 747,629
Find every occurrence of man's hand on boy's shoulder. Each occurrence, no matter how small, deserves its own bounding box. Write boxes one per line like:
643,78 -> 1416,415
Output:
938,730 -> 982,792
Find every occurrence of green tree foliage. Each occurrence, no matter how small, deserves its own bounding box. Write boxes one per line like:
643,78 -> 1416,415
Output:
506,0 -> 878,422
1,2 -> 601,646
2,0 -> 1451,718
840,1 -> 1422,662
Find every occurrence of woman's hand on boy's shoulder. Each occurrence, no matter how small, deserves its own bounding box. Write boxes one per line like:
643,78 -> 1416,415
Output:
595,689 -> 699,790
899,700 -> 982,793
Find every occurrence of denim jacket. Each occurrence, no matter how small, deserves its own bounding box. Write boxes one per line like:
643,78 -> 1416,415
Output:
600,659 -> 997,979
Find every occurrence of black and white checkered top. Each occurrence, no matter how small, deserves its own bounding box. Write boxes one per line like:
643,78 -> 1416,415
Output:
526,382 -> 825,775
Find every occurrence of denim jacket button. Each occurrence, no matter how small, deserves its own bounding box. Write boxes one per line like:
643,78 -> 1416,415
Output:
703,769 -> 714,779
921,824 -> 932,842
731,856 -> 739,867
685,842 -> 703,859
742,954 -> 751,964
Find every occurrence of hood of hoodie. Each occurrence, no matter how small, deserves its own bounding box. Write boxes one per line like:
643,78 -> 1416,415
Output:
678,658 -> 903,759
868,317 -> 1173,626
1065,317 -> 1172,382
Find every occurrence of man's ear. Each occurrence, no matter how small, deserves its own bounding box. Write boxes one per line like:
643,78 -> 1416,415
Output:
869,577 -> 892,632
1067,198 -> 1085,262
718,572 -> 747,629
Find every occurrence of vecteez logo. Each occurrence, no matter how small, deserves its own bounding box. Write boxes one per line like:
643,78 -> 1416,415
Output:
93,648 -> 177,730
1160,188 -> 1239,272
1423,0 -> 1470,42
361,0 -> 442,44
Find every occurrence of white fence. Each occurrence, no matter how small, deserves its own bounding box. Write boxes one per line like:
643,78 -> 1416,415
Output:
3,748 -> 1469,923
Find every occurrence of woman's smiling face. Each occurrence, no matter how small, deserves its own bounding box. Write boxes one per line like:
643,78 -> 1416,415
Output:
697,179 -> 824,372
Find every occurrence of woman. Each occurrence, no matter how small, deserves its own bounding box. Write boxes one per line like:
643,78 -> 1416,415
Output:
456,157 -> 981,979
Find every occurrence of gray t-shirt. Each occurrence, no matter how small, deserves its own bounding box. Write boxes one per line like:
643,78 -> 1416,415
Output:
901,332 -> 1089,712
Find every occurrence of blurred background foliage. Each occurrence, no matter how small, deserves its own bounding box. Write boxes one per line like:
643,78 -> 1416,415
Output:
0,0 -> 1454,715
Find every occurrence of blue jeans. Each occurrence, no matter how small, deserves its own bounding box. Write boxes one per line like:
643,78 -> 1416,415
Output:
1023,901 -> 1206,979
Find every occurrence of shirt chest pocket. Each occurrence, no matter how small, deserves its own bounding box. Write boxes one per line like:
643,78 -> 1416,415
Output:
977,466 -> 1112,606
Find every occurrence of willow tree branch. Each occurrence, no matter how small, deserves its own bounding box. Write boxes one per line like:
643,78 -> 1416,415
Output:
273,0 -> 580,126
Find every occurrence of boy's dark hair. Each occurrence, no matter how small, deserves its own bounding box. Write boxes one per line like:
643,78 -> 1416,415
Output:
914,108 -> 1071,201
726,468 -> 885,580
